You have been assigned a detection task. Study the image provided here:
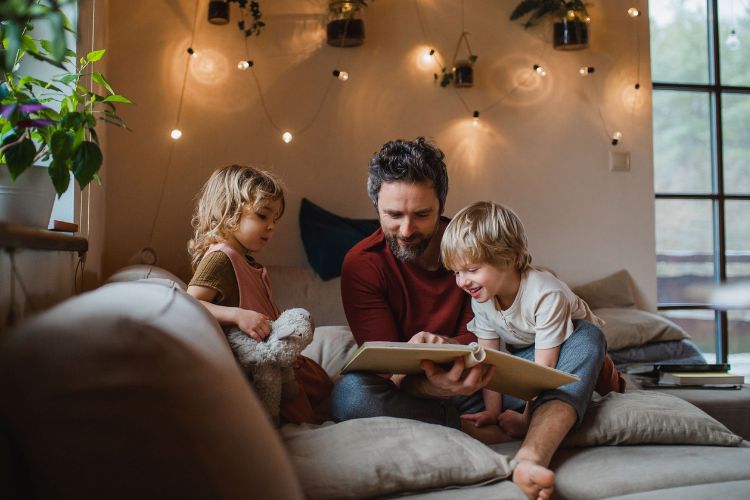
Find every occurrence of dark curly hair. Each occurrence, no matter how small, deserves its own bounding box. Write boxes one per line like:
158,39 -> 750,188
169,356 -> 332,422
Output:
367,137 -> 448,213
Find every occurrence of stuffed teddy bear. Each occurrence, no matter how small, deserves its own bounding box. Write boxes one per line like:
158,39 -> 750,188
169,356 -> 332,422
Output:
225,308 -> 314,422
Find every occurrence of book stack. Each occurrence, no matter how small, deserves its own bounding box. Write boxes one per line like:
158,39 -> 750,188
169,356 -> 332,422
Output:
655,364 -> 745,389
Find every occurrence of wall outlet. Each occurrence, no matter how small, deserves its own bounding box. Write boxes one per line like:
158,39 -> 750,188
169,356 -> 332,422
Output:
610,151 -> 631,172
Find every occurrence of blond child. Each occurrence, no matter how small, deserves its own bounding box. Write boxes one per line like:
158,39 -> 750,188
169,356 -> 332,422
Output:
187,164 -> 332,425
441,201 -> 624,437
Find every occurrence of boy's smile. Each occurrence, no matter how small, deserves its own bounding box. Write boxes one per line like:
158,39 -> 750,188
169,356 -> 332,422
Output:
453,261 -> 522,309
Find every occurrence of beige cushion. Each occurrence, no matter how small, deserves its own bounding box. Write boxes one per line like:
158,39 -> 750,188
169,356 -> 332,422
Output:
267,265 -> 347,327
564,390 -> 743,447
282,417 -> 512,500
105,264 -> 188,290
594,307 -> 690,351
572,270 -> 636,310
0,280 -> 303,500
302,325 -> 358,378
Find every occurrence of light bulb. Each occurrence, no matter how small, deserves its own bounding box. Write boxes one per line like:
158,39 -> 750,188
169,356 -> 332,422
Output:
567,10 -> 576,20
534,64 -> 547,77
579,66 -> 595,76
421,49 -> 435,65
332,69 -> 349,81
170,129 -> 182,140
627,8 -> 641,17
613,131 -> 623,140
187,47 -> 196,57
727,30 -> 741,51
472,111 -> 480,127
282,131 -> 293,143
237,60 -> 251,70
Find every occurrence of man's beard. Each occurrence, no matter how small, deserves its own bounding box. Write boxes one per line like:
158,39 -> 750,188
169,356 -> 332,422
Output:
386,229 -> 436,263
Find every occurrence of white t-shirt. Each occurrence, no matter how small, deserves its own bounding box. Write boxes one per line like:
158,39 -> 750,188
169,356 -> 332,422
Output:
467,268 -> 603,349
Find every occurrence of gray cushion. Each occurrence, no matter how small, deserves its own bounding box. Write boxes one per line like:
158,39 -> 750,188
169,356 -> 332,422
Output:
595,307 -> 690,350
105,264 -> 187,290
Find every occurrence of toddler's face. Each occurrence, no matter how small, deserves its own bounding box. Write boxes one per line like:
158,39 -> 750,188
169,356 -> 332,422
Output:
228,198 -> 283,254
452,259 -> 518,304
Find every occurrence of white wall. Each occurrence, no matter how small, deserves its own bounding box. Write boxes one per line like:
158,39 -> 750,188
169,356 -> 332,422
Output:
103,0 -> 657,308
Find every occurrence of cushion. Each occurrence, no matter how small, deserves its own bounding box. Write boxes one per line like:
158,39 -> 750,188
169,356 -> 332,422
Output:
281,417 -> 512,500
299,198 -> 379,281
105,264 -> 187,290
572,270 -> 636,310
595,307 -> 690,351
564,390 -> 743,447
268,265 -> 348,326
302,325 -> 358,378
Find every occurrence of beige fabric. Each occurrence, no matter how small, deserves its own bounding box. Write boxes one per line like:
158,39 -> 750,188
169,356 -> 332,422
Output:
594,307 -> 689,350
572,269 -> 636,310
564,390 -> 743,447
281,417 -> 513,499
268,265 -> 347,326
0,280 -> 303,500
105,264 -> 188,290
301,325 -> 358,378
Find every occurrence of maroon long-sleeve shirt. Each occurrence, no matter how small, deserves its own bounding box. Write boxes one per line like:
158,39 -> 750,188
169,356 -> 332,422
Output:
341,226 -> 476,346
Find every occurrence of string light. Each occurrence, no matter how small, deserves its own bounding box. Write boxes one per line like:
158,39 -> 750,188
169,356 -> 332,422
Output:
567,10 -> 576,20
187,47 -> 196,56
472,110 -> 479,127
421,48 -> 436,65
533,64 -> 547,77
727,29 -> 741,51
237,60 -> 253,70
332,69 -> 349,81
170,128 -> 182,140
281,131 -> 293,143
627,8 -> 641,17
579,66 -> 595,76
611,131 -> 623,145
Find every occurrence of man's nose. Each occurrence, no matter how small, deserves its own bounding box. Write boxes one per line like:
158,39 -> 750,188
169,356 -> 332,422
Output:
399,218 -> 415,238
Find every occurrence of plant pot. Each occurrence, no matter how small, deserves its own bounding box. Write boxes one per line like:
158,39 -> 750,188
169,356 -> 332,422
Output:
453,60 -> 474,88
0,165 -> 56,228
326,18 -> 365,47
553,19 -> 589,50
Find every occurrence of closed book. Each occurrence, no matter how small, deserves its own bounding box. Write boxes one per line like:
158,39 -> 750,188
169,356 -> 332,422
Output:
341,341 -> 579,401
658,371 -> 745,386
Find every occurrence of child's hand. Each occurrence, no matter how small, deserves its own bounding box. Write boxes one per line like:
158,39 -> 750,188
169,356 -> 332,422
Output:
460,409 -> 500,428
235,309 -> 271,341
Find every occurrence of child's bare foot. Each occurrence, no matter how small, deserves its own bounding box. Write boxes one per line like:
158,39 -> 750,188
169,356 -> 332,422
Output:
498,409 -> 529,438
460,420 -> 514,445
513,460 -> 555,500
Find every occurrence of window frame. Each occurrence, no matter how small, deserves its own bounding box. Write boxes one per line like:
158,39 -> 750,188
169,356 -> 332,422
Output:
653,0 -> 750,362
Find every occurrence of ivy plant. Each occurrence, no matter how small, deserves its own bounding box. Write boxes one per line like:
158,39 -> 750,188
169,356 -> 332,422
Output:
510,0 -> 589,28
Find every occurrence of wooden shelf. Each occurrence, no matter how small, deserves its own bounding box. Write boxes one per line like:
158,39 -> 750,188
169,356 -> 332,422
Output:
0,222 -> 88,253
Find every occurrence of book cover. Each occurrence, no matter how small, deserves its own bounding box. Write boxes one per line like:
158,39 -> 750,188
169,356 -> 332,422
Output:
658,371 -> 745,386
340,341 -> 580,401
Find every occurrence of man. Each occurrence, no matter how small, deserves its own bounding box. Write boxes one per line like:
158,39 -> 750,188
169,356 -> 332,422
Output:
332,137 -> 621,500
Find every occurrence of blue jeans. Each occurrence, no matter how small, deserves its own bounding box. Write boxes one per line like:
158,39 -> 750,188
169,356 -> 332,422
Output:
330,320 -> 606,428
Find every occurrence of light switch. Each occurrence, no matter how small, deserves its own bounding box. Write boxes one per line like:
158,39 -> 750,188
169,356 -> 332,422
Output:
610,151 -> 631,172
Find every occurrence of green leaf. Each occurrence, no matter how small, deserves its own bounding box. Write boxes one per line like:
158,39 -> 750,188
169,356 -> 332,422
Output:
102,95 -> 132,104
61,111 -> 85,129
47,11 -> 67,63
21,34 -> 39,54
58,73 -> 78,85
72,141 -> 102,188
86,49 -> 106,63
2,135 -> 37,179
3,21 -> 21,74
92,71 -> 114,94
48,159 -> 71,196
510,0 -> 544,21
50,130 -> 73,163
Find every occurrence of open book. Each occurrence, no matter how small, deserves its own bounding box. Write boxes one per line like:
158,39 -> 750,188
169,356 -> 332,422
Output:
341,341 -> 580,401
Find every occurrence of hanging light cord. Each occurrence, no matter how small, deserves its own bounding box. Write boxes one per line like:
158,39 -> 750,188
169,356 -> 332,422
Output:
146,0 -> 201,249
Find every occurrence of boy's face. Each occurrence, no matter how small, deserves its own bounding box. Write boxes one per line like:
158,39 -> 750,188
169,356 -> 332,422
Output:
228,198 -> 283,254
377,180 -> 440,262
452,260 -> 520,304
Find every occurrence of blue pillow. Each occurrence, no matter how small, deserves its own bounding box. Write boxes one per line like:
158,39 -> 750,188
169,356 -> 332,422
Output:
299,198 -> 379,281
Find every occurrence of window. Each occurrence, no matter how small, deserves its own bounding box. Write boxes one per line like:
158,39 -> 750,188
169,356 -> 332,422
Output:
650,0 -> 750,376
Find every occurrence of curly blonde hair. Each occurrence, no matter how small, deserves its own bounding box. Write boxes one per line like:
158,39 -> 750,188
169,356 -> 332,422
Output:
441,201 -> 532,272
188,164 -> 286,270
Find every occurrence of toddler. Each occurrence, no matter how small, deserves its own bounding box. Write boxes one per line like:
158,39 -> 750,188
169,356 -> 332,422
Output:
187,164 -> 331,425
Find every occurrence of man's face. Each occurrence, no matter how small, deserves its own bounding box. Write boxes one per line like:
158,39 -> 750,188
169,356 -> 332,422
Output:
377,181 -> 441,262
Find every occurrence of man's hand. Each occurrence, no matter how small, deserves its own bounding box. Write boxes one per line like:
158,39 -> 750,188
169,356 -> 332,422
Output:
235,308 -> 271,341
418,356 -> 496,397
408,331 -> 459,344
460,409 -> 500,428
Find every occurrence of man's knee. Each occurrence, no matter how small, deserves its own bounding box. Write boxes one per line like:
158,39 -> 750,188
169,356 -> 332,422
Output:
330,372 -> 390,422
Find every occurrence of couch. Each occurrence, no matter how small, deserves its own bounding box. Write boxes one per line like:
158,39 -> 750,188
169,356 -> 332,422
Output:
1,264 -> 749,499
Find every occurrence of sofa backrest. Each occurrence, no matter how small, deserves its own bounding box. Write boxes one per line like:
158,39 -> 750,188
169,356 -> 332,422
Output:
0,280 -> 303,500
267,266 -> 347,327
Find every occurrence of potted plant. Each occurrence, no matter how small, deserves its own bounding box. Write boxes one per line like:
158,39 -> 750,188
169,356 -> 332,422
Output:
510,0 -> 590,50
326,0 -> 369,47
1,1 -> 130,227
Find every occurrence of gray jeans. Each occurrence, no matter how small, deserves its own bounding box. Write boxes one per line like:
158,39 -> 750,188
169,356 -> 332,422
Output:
330,319 -> 606,428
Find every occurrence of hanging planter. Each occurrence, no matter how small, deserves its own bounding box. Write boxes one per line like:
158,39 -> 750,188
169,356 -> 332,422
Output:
436,32 -> 478,88
510,0 -> 590,51
327,0 -> 369,47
